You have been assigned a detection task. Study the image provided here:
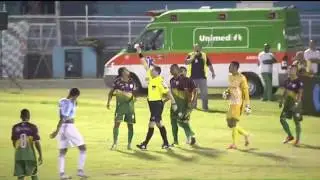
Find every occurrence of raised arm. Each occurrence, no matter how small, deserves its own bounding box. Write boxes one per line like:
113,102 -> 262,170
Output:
135,44 -> 149,71
185,53 -> 196,65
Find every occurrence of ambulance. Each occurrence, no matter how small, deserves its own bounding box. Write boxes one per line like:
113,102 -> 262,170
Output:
104,6 -> 303,96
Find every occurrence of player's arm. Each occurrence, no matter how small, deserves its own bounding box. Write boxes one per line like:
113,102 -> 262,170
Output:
50,101 -> 71,139
279,87 -> 288,108
107,88 -> 115,109
161,80 -> 177,110
240,76 -> 250,106
11,126 -> 16,148
33,126 -> 43,165
135,44 -> 149,71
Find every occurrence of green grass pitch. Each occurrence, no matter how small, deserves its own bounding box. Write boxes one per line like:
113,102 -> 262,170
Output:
0,88 -> 320,180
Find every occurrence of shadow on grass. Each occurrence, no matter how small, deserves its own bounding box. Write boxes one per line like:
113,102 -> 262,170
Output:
237,148 -> 290,162
153,148 -> 197,162
116,149 -> 161,161
177,145 -> 225,159
295,144 -> 320,150
195,108 -> 227,114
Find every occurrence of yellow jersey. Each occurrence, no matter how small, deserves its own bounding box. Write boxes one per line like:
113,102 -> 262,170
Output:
147,70 -> 169,101
228,73 -> 250,106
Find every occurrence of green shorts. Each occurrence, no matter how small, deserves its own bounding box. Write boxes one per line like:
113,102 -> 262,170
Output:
170,101 -> 192,122
114,100 -> 136,124
115,111 -> 136,124
280,99 -> 303,121
14,160 -> 37,177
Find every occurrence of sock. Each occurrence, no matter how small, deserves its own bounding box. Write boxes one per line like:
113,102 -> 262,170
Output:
31,176 -> 39,180
78,150 -> 86,171
144,128 -> 154,145
159,126 -> 169,145
59,154 -> 65,174
127,124 -> 134,144
294,120 -> 301,141
183,122 -> 195,137
171,118 -> 179,143
113,127 -> 119,144
237,125 -> 248,137
232,127 -> 238,145
280,118 -> 292,137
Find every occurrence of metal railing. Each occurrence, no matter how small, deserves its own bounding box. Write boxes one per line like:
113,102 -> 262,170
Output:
6,14 -> 320,54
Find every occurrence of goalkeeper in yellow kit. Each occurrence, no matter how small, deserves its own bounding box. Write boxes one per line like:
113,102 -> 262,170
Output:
223,61 -> 251,149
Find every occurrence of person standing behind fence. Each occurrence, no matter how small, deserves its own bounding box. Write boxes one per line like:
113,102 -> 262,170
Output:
304,40 -> 320,76
185,44 -> 216,111
258,43 -> 277,101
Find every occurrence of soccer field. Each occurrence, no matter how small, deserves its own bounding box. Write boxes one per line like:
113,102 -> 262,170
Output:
1,88 -> 320,180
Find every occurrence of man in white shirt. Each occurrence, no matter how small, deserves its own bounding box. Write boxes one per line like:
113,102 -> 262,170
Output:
258,43 -> 277,101
50,88 -> 88,180
304,40 -> 320,75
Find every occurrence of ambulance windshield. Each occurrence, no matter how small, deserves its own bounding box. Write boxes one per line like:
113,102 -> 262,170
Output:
127,28 -> 164,52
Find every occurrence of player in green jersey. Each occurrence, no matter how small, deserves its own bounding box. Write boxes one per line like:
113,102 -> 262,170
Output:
11,109 -> 43,180
107,67 -> 137,150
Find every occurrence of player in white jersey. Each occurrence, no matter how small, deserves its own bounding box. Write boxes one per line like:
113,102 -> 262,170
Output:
50,88 -> 88,180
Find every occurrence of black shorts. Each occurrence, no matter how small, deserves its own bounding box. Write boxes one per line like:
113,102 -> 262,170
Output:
148,100 -> 164,122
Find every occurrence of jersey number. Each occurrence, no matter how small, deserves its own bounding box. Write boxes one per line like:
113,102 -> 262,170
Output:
20,134 -> 27,148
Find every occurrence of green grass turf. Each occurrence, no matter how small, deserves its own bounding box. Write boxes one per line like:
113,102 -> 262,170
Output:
0,88 -> 320,180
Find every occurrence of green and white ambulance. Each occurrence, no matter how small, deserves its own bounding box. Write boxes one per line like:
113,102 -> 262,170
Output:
104,6 -> 304,96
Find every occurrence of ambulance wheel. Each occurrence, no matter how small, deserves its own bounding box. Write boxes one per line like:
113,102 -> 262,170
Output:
243,73 -> 263,97
272,87 -> 278,94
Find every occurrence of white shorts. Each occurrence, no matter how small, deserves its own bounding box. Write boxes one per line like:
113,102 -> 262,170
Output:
57,123 -> 85,149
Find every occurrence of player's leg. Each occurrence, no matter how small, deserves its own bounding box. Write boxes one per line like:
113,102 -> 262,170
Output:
124,113 -> 135,150
14,160 -> 25,180
170,108 -> 179,145
25,161 -> 38,180
156,121 -> 170,149
226,118 -> 238,149
77,144 -> 88,178
58,148 -> 72,179
111,119 -> 121,150
293,113 -> 302,145
66,124 -> 88,178
137,101 -> 156,150
280,104 -> 294,143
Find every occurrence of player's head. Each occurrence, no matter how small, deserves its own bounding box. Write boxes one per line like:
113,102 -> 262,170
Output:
151,65 -> 161,77
309,40 -> 316,50
264,43 -> 270,52
20,109 -> 30,121
170,64 -> 180,76
193,43 -> 201,52
68,88 -> 80,100
179,66 -> 187,77
229,61 -> 240,74
289,65 -> 298,77
294,51 -> 304,61
118,67 -> 130,78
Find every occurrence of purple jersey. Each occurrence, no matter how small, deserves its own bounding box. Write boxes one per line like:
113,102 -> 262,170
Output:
11,122 -> 40,160
113,77 -> 135,92
170,75 -> 196,93
285,78 -> 303,93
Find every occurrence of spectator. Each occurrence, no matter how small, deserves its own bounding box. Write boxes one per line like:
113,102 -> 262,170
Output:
304,40 -> 320,76
185,44 -> 216,111
258,43 -> 277,101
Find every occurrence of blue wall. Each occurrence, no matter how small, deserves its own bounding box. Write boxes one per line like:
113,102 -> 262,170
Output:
52,46 -> 97,78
